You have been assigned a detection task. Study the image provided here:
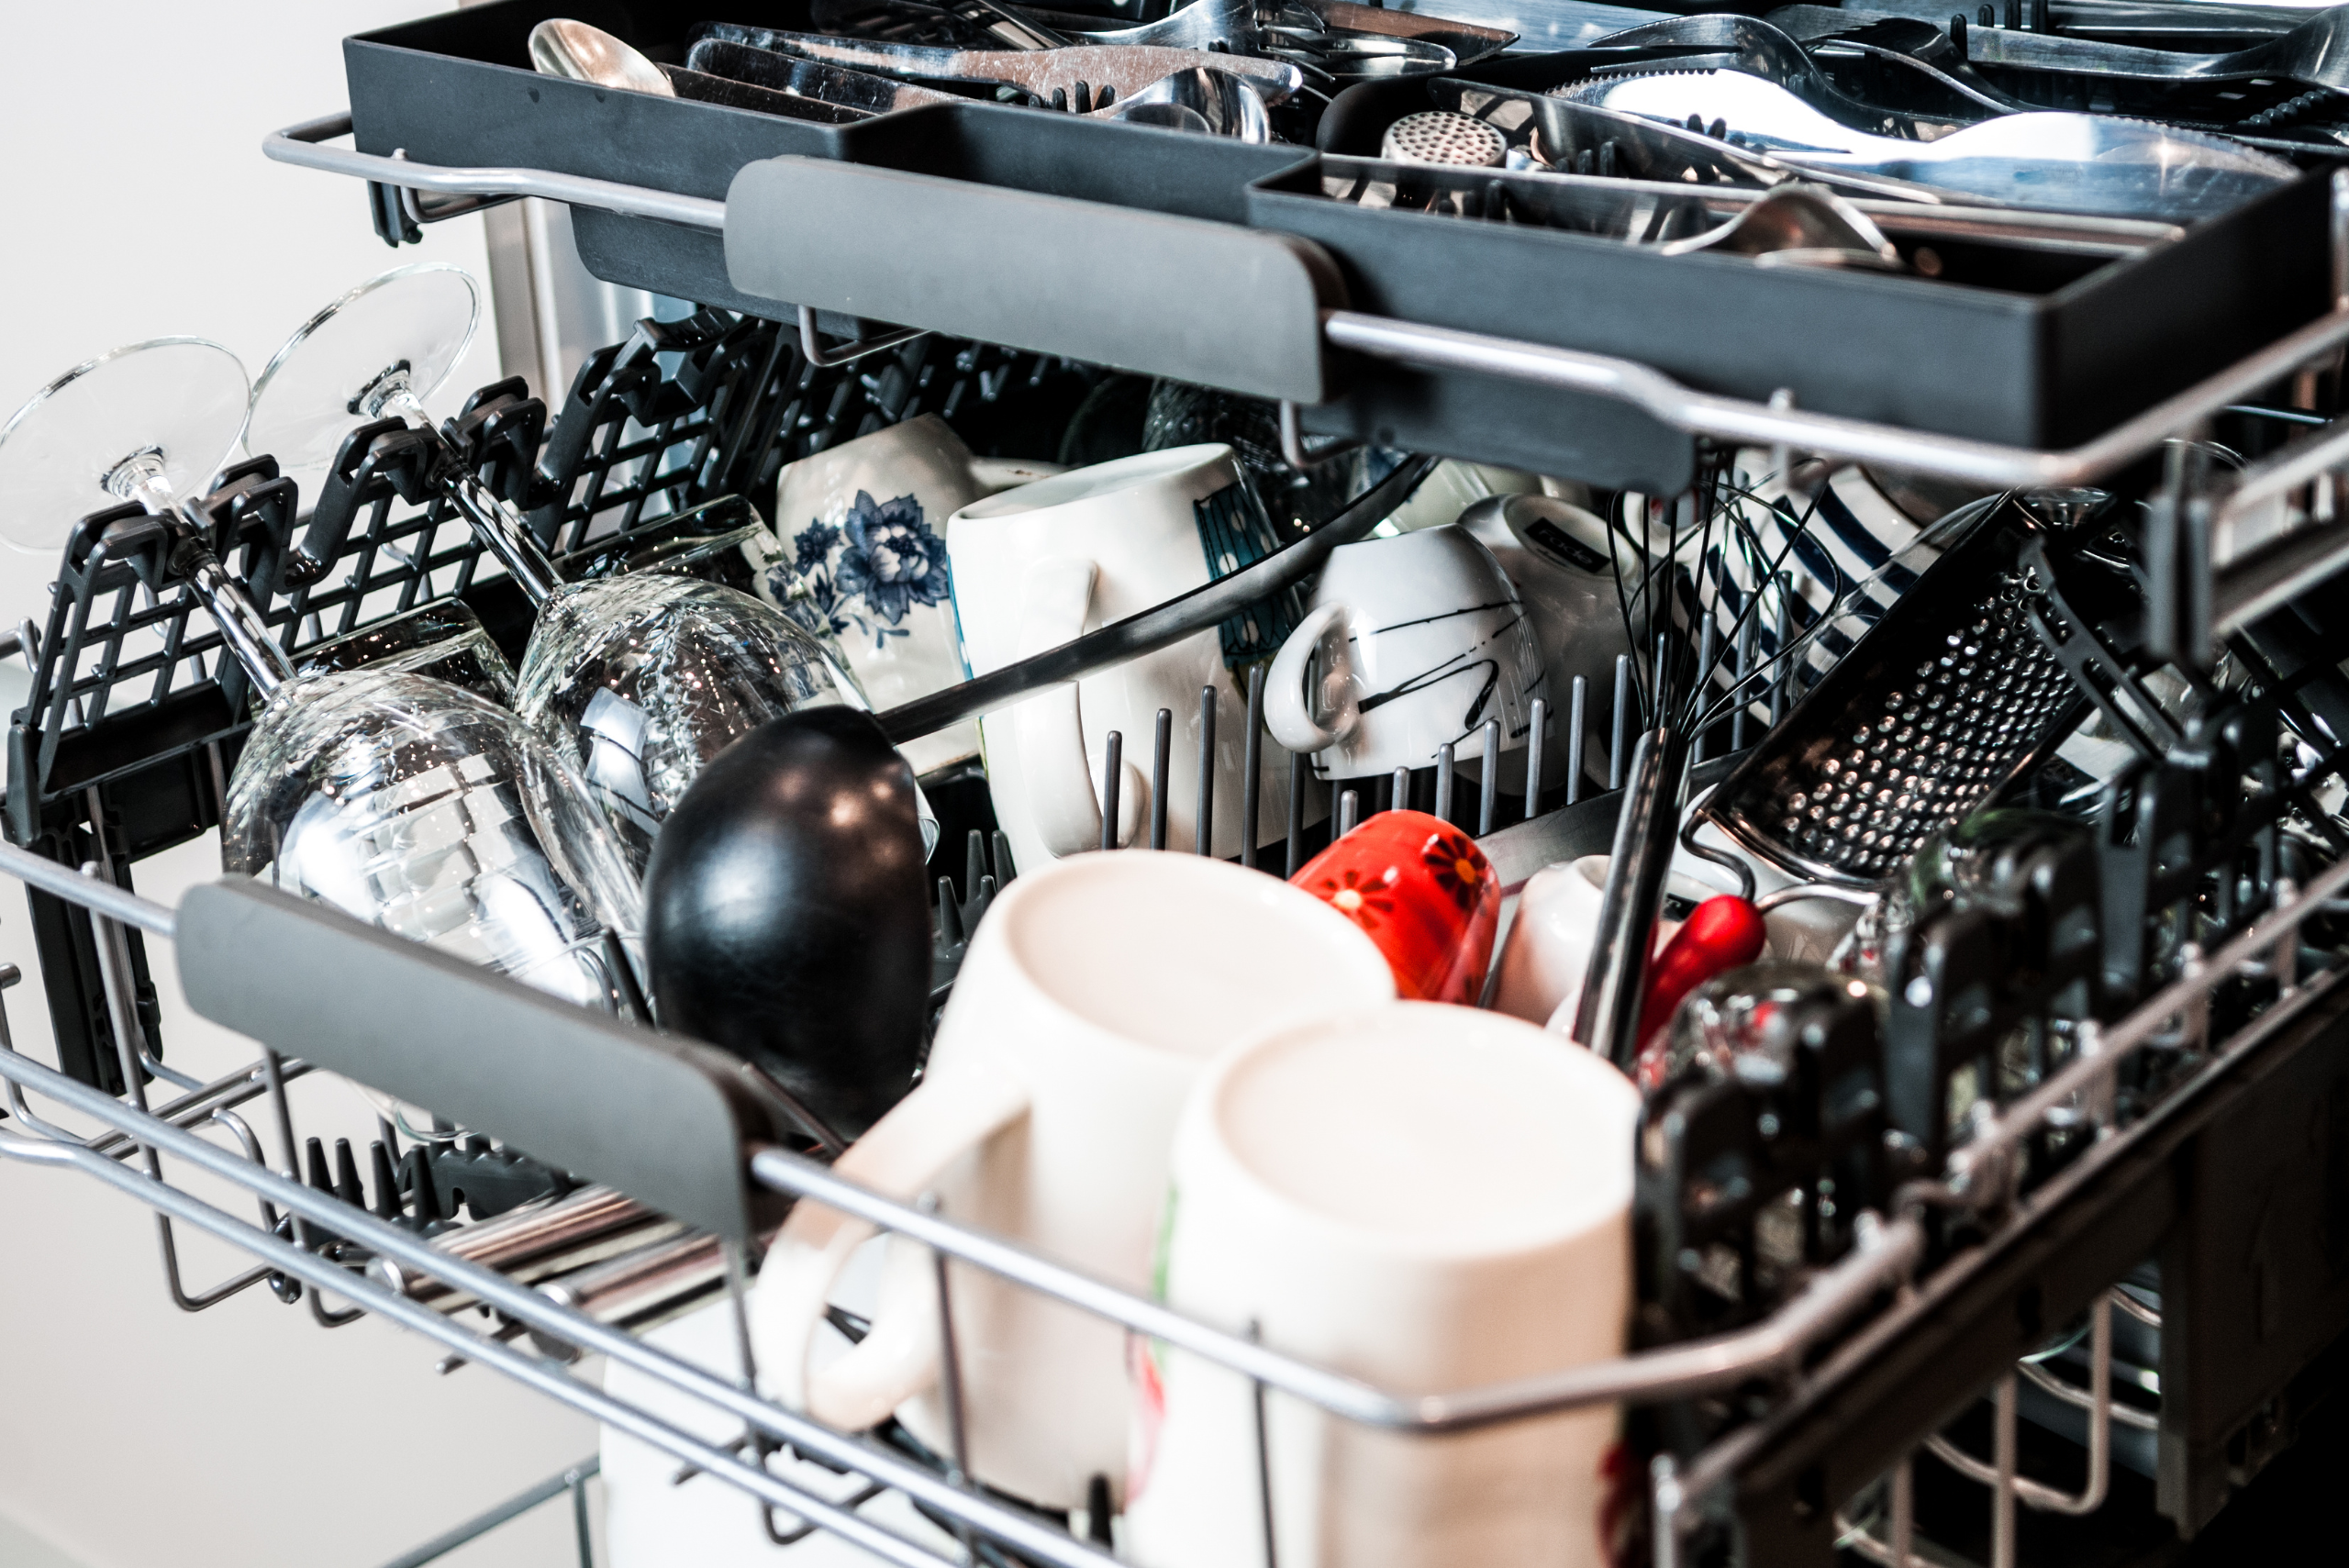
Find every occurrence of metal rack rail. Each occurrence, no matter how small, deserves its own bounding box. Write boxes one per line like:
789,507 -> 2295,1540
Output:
264,113 -> 2349,494
6,735 -> 2349,1568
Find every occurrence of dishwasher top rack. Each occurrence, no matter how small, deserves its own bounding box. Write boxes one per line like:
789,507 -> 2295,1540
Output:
266,103 -> 2349,503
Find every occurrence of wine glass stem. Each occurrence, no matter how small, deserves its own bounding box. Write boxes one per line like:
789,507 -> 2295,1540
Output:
115,467 -> 295,697
180,542 -> 294,699
444,467 -> 562,607
381,388 -> 562,608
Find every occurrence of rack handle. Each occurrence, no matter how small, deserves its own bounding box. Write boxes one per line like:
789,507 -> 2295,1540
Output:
173,879 -> 778,1242
723,155 -> 1341,405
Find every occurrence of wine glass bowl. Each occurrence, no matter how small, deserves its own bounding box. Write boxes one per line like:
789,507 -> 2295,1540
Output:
246,263 -> 482,488
0,338 -> 250,551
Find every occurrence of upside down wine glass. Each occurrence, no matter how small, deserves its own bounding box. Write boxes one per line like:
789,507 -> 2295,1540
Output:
245,263 -> 892,873
0,339 -> 644,1040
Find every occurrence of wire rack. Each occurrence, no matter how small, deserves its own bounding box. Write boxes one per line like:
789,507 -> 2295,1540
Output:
6,275 -> 2349,1568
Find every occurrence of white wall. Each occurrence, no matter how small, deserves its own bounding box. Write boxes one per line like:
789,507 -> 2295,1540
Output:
0,5 -> 605,1565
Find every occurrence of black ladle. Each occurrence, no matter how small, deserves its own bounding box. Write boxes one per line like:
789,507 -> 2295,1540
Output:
645,706 -> 933,1141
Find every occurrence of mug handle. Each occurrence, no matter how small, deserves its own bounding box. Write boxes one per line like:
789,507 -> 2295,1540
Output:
751,1062 -> 1033,1430
1263,603 -> 1360,756
1012,556 -> 1143,856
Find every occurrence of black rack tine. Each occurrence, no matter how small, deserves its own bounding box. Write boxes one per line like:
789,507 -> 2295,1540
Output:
1435,743 -> 1456,825
964,830 -> 987,905
1478,718 -> 1500,837
937,878 -> 965,946
370,1141 -> 402,1222
1610,656 -> 1631,792
992,829 -> 1016,885
1150,708 -> 1173,851
1338,788 -> 1361,837
1241,665 -> 1265,870
306,1137 -> 333,1195
1286,751 -> 1307,877
333,1138 -> 365,1208
1195,684 -> 1217,856
1101,730 -> 1124,852
1527,696 -> 1549,820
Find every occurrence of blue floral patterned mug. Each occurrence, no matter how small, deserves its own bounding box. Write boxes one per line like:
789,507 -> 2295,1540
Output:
769,414 -> 1059,774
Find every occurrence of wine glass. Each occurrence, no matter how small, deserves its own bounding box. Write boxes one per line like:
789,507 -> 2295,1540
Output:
248,264 -> 883,871
0,339 -> 645,1137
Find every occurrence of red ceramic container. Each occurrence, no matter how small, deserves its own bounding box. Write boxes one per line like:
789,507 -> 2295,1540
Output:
1290,809 -> 1499,1004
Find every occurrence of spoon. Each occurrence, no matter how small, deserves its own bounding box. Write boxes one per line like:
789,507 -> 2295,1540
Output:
644,706 -> 932,1143
1561,70 -> 2298,220
529,17 -> 675,95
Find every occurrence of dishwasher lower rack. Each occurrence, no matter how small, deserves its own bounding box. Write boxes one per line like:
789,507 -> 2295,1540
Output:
6,706 -> 2349,1568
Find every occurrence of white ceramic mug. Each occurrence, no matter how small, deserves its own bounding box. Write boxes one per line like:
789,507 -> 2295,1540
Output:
1125,1002 -> 1641,1568
750,851 -> 1395,1511
947,444 -> 1297,875
769,413 -> 1059,774
1263,523 -> 1549,782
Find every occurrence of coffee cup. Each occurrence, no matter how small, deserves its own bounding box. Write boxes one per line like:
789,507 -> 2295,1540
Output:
1124,1001 -> 1640,1568
749,851 -> 1394,1511
1263,523 -> 1549,783
946,444 -> 1299,876
769,413 -> 1059,774
1291,808 -> 1499,1004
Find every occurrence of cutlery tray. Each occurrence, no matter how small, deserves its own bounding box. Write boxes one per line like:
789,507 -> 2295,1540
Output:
1244,133 -> 2332,467
345,0 -> 1308,319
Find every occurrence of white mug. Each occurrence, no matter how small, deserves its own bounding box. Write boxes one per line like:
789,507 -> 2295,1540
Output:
1263,524 -> 1549,782
769,413 -> 1058,775
947,444 -> 1297,876
1125,1001 -> 1640,1568
750,851 -> 1395,1511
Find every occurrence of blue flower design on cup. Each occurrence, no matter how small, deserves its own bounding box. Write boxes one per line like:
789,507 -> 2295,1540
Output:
771,492 -> 952,653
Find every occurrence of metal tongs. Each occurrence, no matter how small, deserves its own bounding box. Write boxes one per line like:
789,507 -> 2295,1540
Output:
694,17 -> 1308,103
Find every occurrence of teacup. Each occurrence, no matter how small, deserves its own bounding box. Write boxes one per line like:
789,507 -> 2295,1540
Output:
750,851 -> 1394,1511
1263,523 -> 1549,782
946,443 -> 1300,875
1459,493 -> 1633,794
769,413 -> 1058,774
1125,1001 -> 1640,1568
1493,848 -> 1843,1032
1290,809 -> 1499,1004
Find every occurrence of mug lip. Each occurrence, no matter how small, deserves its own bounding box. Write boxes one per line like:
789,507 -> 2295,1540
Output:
952,443 -> 1235,523
969,850 -> 1395,1064
1186,1000 -> 1641,1262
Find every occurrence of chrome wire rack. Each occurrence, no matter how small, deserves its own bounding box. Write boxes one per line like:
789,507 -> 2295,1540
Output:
10,104 -> 2349,1568
3,794 -> 2347,1568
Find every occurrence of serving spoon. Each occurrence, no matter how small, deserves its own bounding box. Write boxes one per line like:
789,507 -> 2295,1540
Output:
1561,67 -> 2298,220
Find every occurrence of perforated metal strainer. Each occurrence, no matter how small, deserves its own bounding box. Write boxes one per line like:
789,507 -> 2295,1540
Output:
1702,512 -> 2103,884
1382,109 -> 1508,168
